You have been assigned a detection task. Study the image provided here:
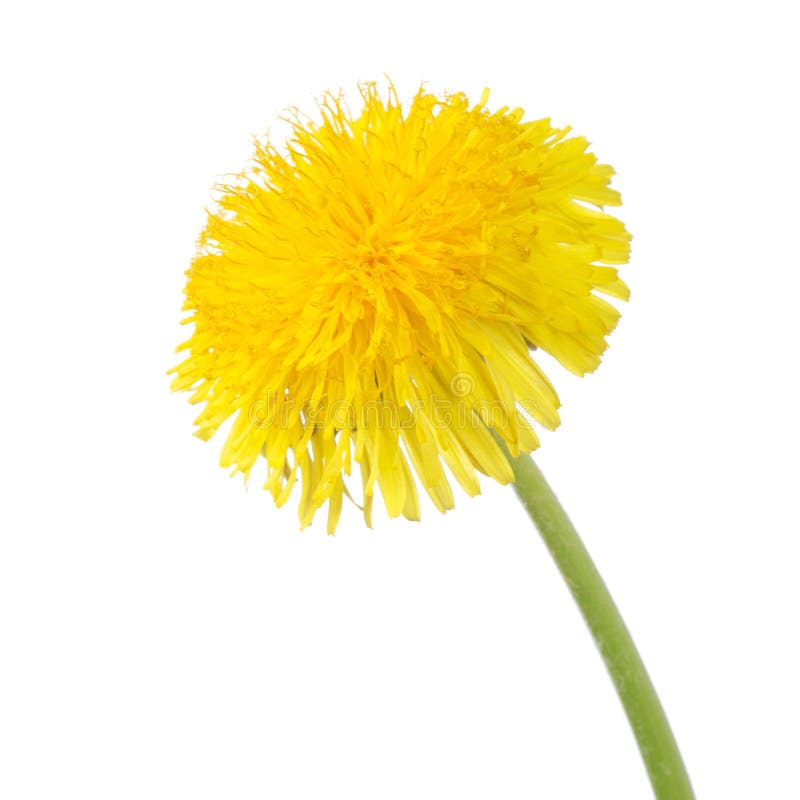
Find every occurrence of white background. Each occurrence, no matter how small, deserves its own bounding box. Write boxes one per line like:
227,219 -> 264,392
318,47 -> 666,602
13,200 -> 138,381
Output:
1,1 -> 798,798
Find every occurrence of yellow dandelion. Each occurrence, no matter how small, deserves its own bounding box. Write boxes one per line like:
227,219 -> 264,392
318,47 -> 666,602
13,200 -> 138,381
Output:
170,88 -> 698,794
170,81 -> 630,533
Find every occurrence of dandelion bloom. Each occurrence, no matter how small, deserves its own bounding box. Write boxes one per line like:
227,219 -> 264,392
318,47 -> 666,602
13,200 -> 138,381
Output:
171,83 -> 630,532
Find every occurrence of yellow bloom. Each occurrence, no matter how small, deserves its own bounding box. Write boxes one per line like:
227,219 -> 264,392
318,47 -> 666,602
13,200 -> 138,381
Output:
170,82 -> 630,533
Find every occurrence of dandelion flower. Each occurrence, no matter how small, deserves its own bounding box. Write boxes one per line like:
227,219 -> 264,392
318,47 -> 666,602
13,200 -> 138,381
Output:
169,85 -> 697,799
170,82 -> 631,533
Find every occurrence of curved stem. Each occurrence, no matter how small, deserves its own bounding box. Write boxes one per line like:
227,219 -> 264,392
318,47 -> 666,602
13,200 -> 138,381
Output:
503,447 -> 694,799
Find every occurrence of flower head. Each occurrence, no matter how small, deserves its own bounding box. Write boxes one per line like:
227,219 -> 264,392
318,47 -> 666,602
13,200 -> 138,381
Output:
171,82 -> 630,533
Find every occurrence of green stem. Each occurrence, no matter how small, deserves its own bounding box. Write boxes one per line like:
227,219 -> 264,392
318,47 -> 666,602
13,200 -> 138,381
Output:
503,446 -> 694,799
